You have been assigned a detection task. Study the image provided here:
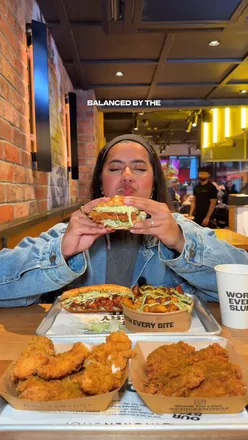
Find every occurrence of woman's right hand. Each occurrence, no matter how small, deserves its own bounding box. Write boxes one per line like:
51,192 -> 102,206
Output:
61,197 -> 110,259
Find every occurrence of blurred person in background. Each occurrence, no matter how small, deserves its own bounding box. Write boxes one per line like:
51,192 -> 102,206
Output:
222,180 -> 238,205
240,181 -> 248,194
179,194 -> 194,215
189,167 -> 217,227
168,179 -> 181,212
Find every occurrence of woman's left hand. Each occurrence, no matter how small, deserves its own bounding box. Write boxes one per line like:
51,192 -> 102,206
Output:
124,197 -> 185,254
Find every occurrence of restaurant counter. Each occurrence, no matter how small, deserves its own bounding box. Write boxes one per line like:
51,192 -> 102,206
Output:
0,304 -> 247,440
228,195 -> 248,237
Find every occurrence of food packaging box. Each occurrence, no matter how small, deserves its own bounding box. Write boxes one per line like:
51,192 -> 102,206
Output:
0,342 -> 128,412
122,303 -> 193,333
130,339 -> 248,414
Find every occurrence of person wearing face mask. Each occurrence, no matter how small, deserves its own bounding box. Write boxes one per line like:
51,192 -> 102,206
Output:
0,136 -> 247,307
189,167 -> 217,227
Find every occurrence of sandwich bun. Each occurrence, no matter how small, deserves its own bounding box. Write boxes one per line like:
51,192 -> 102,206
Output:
60,284 -> 132,313
61,284 -> 132,301
88,195 -> 146,230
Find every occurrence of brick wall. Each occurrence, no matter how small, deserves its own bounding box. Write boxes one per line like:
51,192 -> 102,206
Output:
0,0 -> 79,224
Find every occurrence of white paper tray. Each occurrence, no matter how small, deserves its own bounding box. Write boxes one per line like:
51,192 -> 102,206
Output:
0,336 -> 247,438
36,294 -> 222,337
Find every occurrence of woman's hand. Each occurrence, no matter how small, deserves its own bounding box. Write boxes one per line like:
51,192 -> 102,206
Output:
61,197 -> 110,259
124,197 -> 185,254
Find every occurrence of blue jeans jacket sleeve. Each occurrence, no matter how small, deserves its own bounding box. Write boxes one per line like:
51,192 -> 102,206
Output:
0,223 -> 86,307
159,214 -> 248,302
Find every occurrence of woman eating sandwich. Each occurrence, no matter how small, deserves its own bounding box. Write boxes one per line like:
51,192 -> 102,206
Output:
0,134 -> 248,307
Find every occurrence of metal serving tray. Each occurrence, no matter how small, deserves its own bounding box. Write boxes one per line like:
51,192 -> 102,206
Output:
36,294 -> 222,337
0,335 -> 247,439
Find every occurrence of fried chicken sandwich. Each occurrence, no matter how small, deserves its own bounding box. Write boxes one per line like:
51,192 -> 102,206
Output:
88,195 -> 146,230
60,284 -> 133,313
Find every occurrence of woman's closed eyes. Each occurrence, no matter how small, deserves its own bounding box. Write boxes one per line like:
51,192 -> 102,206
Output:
109,167 -> 147,172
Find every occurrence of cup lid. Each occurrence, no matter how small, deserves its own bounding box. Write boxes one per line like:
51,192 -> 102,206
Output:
214,264 -> 248,275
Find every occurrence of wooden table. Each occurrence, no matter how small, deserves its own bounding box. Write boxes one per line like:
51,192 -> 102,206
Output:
0,304 -> 247,440
214,229 -> 248,250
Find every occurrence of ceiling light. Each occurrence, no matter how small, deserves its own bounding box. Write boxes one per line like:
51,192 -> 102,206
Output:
139,111 -> 144,116
154,127 -> 158,130
192,114 -> 198,127
133,127 -> 138,131
240,89 -> 247,94
209,40 -> 220,47
115,71 -> 123,77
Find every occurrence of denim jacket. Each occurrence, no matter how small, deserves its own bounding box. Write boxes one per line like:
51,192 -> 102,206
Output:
0,214 -> 247,307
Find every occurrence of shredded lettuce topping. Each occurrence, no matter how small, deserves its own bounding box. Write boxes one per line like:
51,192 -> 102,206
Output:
62,290 -> 133,307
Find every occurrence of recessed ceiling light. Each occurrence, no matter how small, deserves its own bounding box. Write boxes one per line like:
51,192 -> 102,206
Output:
209,40 -> 220,47
240,89 -> 247,94
115,71 -> 123,77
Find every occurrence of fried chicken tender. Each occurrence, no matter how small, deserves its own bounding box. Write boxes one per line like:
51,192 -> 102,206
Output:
10,336 -> 55,382
87,331 -> 135,371
144,342 -> 247,398
145,342 -> 195,381
158,365 -> 205,397
74,332 -> 135,395
37,342 -> 89,379
196,356 -> 242,379
106,331 -> 132,351
188,374 -> 247,397
194,343 -> 229,362
73,362 -> 123,395
122,297 -> 142,310
149,305 -> 168,312
186,355 -> 246,397
144,342 -> 196,395
17,376 -> 84,401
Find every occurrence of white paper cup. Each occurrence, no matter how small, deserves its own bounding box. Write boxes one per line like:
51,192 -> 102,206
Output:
215,264 -> 248,329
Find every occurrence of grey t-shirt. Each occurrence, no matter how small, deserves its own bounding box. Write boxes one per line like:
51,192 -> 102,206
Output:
105,231 -> 142,287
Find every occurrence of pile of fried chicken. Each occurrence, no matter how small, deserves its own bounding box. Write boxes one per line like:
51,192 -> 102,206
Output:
144,342 -> 247,397
9,332 -> 135,401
